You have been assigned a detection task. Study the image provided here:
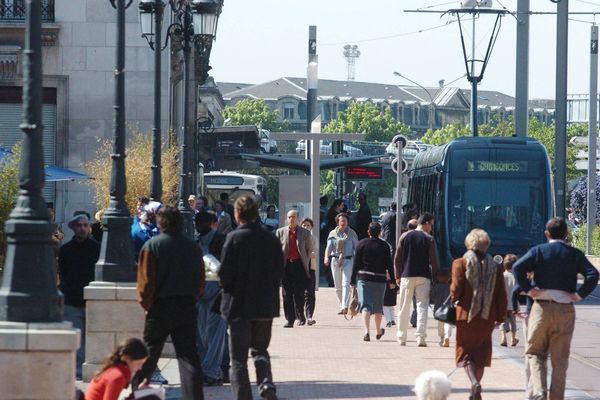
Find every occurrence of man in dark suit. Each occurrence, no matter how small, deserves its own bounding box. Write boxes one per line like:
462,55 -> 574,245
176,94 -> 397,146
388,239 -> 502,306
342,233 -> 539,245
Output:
513,217 -> 599,400
276,210 -> 313,327
219,196 -> 284,400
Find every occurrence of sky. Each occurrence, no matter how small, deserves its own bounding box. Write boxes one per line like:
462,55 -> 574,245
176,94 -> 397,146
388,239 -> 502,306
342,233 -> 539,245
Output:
209,0 -> 600,100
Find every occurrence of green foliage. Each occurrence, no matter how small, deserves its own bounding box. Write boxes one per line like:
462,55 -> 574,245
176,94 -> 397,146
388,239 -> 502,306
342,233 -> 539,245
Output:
421,118 -> 583,180
570,224 -> 600,255
0,143 -> 21,267
324,102 -> 410,142
223,98 -> 289,132
421,123 -> 471,145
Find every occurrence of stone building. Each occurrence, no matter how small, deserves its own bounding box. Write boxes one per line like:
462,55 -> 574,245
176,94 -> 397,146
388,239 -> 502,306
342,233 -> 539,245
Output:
220,77 -> 555,134
0,0 -> 224,225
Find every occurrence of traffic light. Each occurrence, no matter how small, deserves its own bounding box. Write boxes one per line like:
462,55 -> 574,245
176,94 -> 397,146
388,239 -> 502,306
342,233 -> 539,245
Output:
391,135 -> 408,173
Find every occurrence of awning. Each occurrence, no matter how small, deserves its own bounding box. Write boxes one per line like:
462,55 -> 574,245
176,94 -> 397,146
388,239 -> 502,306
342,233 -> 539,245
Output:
0,146 -> 89,182
45,165 -> 89,182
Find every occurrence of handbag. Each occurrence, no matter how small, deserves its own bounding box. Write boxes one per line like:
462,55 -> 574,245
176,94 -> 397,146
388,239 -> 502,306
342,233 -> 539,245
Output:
345,286 -> 360,320
434,295 -> 457,325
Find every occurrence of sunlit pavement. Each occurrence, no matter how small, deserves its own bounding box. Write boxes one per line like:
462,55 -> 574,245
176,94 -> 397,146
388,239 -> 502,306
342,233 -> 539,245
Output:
156,286 -> 600,399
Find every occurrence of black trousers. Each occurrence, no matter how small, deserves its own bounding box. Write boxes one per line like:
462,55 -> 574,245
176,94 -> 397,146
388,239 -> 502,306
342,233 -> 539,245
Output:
229,319 -> 275,400
282,260 -> 307,323
132,297 -> 204,400
304,269 -> 316,319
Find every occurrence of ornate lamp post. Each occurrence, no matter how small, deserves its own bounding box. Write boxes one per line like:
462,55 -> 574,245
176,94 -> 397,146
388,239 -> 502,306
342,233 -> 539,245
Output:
0,0 -> 62,322
139,0 -> 165,202
138,0 -> 222,237
94,0 -> 137,282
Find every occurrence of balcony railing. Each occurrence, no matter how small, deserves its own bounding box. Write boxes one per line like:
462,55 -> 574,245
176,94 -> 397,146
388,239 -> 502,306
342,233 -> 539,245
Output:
0,0 -> 55,22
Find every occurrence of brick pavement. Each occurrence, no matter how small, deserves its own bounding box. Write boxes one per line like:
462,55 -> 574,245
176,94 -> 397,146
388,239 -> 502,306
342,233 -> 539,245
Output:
158,287 -> 596,400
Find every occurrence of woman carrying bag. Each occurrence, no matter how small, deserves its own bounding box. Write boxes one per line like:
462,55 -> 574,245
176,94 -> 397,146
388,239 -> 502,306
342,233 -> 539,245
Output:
451,229 -> 507,400
324,213 -> 359,315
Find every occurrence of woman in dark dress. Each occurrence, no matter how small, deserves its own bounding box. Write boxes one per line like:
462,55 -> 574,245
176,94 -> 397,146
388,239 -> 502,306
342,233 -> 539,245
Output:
451,228 -> 507,400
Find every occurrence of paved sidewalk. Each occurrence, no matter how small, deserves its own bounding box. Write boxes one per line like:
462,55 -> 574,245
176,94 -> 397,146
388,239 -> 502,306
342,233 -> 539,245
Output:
157,287 -> 596,400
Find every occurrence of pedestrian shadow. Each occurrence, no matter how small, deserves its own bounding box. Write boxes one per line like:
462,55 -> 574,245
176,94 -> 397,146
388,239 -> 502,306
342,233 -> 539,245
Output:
265,380 -> 412,399
198,381 -> 526,399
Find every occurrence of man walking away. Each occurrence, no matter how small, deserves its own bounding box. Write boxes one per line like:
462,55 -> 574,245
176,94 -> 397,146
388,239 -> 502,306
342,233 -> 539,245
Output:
133,206 -> 206,400
380,202 -> 397,253
195,210 -> 227,386
58,214 -> 100,379
394,212 -> 439,347
276,210 -> 312,327
353,192 -> 372,241
513,217 -> 598,400
219,196 -> 284,400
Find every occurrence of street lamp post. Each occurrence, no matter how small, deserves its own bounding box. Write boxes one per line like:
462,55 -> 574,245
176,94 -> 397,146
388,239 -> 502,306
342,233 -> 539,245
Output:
95,0 -> 137,282
0,0 -> 62,321
393,71 -> 435,131
139,0 -> 165,203
138,0 -> 222,237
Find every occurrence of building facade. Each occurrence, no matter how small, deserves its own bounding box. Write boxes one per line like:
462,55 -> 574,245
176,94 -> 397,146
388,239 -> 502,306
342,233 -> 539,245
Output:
220,77 -> 555,134
0,0 -> 171,224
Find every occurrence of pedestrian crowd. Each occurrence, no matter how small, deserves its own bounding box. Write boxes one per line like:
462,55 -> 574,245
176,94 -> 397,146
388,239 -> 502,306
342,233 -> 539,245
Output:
53,193 -> 599,400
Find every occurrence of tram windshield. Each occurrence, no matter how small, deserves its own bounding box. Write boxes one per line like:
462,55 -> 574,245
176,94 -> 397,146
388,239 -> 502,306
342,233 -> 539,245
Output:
448,148 -> 548,255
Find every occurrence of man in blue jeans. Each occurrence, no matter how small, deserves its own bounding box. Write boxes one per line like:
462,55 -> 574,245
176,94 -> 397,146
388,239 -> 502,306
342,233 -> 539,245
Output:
194,211 -> 227,386
219,196 -> 284,400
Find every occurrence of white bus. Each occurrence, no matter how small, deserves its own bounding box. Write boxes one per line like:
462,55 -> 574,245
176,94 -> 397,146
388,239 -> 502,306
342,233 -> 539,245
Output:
203,171 -> 268,207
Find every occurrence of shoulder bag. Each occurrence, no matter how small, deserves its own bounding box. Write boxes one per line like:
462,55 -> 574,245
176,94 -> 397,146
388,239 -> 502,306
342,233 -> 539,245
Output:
433,295 -> 456,325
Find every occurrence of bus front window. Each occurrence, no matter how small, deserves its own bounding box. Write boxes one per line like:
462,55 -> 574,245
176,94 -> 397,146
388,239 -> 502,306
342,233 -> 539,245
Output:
449,178 -> 546,252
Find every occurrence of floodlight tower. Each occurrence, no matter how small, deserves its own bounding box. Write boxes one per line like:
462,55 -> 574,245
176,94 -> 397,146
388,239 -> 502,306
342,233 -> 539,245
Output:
343,44 -> 360,81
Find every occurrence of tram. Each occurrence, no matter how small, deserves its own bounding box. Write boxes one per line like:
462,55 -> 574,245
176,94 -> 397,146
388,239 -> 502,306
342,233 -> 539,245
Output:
406,136 -> 554,269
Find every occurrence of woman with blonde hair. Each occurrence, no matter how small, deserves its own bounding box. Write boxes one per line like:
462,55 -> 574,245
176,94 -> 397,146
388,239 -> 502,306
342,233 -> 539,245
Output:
451,229 -> 507,400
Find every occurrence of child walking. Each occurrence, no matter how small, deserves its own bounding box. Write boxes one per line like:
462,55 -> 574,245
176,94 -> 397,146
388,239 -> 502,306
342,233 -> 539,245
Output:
500,254 -> 519,347
431,269 -> 453,347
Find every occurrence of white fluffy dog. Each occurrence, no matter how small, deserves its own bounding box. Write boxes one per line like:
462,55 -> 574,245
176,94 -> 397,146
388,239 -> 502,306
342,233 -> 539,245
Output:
413,370 -> 452,400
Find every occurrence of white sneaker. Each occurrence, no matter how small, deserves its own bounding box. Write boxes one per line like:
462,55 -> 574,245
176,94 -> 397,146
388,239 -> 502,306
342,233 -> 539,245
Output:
397,336 -> 406,346
417,337 -> 427,347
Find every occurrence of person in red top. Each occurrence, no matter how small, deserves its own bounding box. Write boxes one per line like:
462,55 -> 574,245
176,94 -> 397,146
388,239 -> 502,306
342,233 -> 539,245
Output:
86,338 -> 149,400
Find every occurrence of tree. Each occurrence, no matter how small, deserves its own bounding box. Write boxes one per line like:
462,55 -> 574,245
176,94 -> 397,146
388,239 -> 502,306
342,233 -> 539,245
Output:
0,143 -> 20,268
421,118 -> 583,180
324,101 -> 410,142
223,98 -> 289,132
85,129 -> 180,215
421,123 -> 471,146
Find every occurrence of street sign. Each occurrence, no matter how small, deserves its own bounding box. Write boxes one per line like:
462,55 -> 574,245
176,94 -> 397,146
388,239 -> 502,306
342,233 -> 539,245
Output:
344,166 -> 383,180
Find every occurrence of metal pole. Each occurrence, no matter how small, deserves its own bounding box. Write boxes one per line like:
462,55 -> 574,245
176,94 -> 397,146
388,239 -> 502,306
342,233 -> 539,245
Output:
428,103 -> 434,131
555,0 -> 569,218
306,25 -> 317,160
310,117 -> 321,291
95,0 -> 136,282
587,25 -> 598,255
471,16 -> 478,136
150,0 -> 163,202
515,0 -> 530,137
177,7 -> 195,237
394,139 -> 405,249
0,0 -> 62,322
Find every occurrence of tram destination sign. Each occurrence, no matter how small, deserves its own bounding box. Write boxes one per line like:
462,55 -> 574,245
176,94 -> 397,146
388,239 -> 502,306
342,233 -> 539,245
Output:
345,166 -> 384,180
467,161 -> 528,173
